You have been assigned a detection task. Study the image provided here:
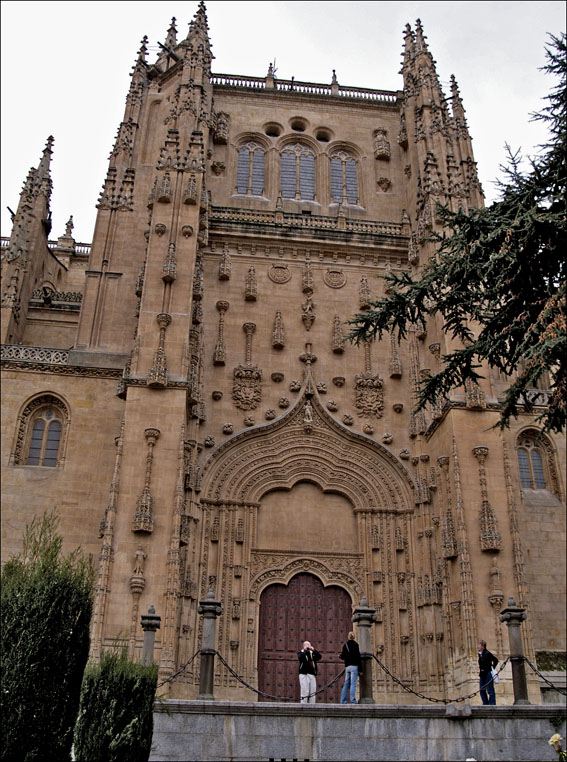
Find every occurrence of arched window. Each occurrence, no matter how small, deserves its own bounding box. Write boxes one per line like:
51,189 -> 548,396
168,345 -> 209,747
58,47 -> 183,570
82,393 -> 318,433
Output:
280,143 -> 315,200
236,141 -> 265,195
27,410 -> 62,466
330,150 -> 358,204
517,433 -> 549,490
12,394 -> 69,468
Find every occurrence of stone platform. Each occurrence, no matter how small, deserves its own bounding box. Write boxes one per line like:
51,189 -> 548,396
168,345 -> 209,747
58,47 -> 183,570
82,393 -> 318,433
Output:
151,700 -> 566,761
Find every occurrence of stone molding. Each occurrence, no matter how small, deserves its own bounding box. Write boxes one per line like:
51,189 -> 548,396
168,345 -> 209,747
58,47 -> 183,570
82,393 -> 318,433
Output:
209,205 -> 407,239
248,553 -> 365,601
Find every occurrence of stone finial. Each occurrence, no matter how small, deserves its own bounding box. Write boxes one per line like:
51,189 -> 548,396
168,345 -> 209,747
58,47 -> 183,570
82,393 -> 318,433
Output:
266,62 -> 275,88
331,69 -> 339,94
165,17 -> 177,49
137,36 -> 148,62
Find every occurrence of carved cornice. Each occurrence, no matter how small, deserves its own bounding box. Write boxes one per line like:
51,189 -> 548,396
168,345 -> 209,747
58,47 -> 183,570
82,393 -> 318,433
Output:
209,206 -> 410,246
1,360 -> 122,379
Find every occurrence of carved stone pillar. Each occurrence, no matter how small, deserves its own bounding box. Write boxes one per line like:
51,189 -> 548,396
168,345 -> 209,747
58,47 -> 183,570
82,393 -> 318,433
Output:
500,597 -> 530,704
352,596 -> 377,704
473,446 -> 502,551
147,312 -> 172,388
132,427 -> 160,533
198,590 -> 222,700
213,300 -> 229,365
140,605 -> 161,666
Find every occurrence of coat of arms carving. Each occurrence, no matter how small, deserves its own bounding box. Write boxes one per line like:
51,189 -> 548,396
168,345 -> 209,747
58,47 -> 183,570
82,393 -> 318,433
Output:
354,371 -> 384,417
232,363 -> 262,410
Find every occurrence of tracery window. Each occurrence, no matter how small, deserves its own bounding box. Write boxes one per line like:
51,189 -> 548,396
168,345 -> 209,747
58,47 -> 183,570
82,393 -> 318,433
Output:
330,150 -> 358,204
517,433 -> 548,490
236,141 -> 265,195
12,394 -> 69,468
280,143 -> 315,200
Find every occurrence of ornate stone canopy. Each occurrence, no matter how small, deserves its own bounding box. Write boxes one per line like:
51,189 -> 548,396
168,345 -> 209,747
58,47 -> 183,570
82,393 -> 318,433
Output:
200,373 -> 415,512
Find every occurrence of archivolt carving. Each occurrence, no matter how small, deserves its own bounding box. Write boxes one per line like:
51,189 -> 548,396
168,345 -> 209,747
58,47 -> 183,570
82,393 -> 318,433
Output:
248,556 -> 364,601
200,380 -> 415,510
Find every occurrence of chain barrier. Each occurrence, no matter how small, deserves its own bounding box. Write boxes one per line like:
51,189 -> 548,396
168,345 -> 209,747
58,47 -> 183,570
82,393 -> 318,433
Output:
214,649 -> 345,701
157,650 -> 567,703
157,649 -> 201,688
524,657 -> 567,696
370,653 -> 510,704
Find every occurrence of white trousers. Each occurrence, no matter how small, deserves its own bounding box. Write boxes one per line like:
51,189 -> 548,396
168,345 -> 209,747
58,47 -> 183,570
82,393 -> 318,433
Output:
299,673 -> 317,703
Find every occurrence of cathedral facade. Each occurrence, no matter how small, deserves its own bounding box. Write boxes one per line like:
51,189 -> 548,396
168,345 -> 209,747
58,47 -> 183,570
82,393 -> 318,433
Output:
1,3 -> 565,704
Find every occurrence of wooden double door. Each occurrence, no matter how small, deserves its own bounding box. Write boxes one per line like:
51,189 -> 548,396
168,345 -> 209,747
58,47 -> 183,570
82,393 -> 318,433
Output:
258,573 -> 353,703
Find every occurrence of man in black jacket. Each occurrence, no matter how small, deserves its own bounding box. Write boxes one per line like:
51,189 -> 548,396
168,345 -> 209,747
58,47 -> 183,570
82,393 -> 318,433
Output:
298,640 -> 322,703
339,631 -> 362,704
478,640 -> 499,705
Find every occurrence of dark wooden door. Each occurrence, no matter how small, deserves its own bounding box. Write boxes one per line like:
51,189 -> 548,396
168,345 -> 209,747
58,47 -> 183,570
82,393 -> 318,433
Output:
258,573 -> 352,702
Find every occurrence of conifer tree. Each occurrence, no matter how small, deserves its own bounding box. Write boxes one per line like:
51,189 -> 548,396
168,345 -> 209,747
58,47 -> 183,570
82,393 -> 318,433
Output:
0,511 -> 94,762
349,34 -> 566,433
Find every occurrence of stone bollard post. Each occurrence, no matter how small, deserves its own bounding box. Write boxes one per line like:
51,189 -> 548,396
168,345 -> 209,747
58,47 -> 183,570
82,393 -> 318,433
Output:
140,605 -> 161,666
352,596 -> 378,704
197,590 -> 222,700
499,596 -> 530,705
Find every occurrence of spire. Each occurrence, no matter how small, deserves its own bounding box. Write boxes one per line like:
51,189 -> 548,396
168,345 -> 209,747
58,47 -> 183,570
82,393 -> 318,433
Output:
137,35 -> 148,62
450,74 -> 460,100
165,17 -> 177,49
402,22 -> 414,67
129,36 -> 149,84
125,36 -> 149,115
184,1 -> 212,60
37,136 -> 54,183
156,18 -> 180,70
450,74 -> 464,112
414,19 -> 429,54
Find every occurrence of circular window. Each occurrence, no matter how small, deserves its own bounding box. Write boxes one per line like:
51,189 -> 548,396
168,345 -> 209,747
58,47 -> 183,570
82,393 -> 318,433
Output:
264,122 -> 283,137
316,129 -> 332,142
290,117 -> 308,132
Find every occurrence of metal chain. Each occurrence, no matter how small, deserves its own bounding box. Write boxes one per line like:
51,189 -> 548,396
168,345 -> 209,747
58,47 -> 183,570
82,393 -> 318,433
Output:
157,649 -> 536,706
214,649 -> 345,701
524,657 -> 567,696
157,649 -> 201,688
370,654 -> 511,704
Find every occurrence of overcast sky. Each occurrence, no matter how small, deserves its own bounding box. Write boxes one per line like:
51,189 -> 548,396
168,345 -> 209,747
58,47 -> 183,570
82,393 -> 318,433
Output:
1,1 -> 564,242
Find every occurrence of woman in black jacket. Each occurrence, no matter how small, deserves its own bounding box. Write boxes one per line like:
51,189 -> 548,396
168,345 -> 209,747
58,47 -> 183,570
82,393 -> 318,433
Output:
339,632 -> 362,704
478,640 -> 499,705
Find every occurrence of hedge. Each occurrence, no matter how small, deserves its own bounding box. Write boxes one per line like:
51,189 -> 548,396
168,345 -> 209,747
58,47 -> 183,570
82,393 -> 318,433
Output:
73,649 -> 158,762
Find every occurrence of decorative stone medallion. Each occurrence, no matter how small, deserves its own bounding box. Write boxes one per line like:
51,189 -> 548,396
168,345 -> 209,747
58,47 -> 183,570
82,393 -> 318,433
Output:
268,264 -> 292,284
323,268 -> 347,289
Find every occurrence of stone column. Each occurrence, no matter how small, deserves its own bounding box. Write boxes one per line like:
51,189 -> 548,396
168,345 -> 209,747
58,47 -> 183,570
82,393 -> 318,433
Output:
198,590 -> 222,700
140,605 -> 161,666
353,596 -> 378,704
500,597 -> 530,705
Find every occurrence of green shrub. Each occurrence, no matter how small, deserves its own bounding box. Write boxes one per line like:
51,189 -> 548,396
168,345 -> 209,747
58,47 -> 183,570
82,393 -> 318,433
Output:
0,511 -> 94,762
73,648 -> 158,762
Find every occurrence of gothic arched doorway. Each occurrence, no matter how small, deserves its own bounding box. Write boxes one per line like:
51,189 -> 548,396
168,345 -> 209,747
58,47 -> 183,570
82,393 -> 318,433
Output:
258,573 -> 352,703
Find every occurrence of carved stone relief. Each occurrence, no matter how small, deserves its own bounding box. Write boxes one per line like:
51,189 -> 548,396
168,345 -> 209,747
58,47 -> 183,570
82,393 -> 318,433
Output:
232,323 -> 262,411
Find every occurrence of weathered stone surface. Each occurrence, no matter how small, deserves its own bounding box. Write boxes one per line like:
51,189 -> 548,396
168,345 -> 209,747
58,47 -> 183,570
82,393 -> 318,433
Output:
150,702 -> 566,761
1,4 -> 564,710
